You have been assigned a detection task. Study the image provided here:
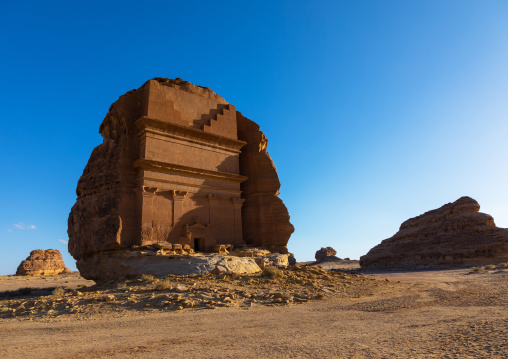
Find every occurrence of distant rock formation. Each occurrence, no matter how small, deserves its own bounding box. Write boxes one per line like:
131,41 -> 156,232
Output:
360,197 -> 508,268
315,247 -> 341,263
68,78 -> 293,280
16,249 -> 71,276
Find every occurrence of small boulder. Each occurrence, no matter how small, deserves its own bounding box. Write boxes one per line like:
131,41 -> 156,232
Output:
172,285 -> 189,293
211,245 -> 233,254
234,248 -> 271,257
315,247 -> 340,263
153,242 -> 172,250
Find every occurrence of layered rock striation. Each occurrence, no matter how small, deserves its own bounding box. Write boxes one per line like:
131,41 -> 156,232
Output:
360,197 -> 508,268
16,249 -> 71,276
68,78 -> 293,280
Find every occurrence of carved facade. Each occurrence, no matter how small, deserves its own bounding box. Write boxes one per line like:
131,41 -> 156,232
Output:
133,94 -> 247,251
68,78 -> 293,265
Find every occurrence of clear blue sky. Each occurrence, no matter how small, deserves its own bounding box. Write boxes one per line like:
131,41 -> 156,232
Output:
1,1 -> 507,274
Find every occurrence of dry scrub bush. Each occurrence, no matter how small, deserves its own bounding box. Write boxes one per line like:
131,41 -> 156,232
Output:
497,262 -> 508,268
52,287 -> 65,296
484,264 -> 496,270
470,267 -> 481,272
263,266 -> 284,279
141,274 -> 154,282
116,281 -> 127,289
155,279 -> 171,291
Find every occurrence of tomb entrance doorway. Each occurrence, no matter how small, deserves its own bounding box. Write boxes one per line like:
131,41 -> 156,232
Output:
194,238 -> 205,252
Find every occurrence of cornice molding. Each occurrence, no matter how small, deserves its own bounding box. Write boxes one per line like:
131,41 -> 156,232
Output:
134,158 -> 248,183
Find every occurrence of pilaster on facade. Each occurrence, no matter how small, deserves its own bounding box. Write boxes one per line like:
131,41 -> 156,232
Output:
140,186 -> 158,244
172,190 -> 188,200
172,190 -> 188,229
232,197 -> 245,208
208,194 -> 218,230
232,197 -> 246,245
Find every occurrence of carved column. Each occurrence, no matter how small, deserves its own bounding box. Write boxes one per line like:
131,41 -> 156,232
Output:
232,197 -> 245,246
208,194 -> 218,230
172,190 -> 187,229
140,186 -> 157,245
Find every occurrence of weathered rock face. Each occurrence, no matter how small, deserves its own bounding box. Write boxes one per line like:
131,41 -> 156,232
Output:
237,113 -> 294,253
315,247 -> 340,263
360,197 -> 508,268
68,78 -> 293,280
16,249 -> 70,276
80,252 -> 263,279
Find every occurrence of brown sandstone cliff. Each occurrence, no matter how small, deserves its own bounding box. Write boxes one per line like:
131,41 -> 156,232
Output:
16,249 -> 70,276
360,197 -> 508,268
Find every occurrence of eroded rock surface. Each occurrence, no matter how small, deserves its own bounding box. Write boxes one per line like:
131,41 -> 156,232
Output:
79,252 -> 263,280
16,250 -> 71,276
360,197 -> 508,268
68,78 -> 293,280
237,113 -> 294,253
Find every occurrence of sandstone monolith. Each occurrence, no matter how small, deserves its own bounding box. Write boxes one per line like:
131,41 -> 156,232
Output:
68,78 -> 294,280
16,249 -> 71,276
360,196 -> 508,268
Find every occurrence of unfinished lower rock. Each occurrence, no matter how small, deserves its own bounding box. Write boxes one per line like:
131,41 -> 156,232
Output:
76,249 -> 290,281
360,197 -> 508,268
68,78 -> 293,281
16,249 -> 71,276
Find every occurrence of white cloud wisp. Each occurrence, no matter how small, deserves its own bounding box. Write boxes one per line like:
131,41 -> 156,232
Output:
12,223 -> 37,230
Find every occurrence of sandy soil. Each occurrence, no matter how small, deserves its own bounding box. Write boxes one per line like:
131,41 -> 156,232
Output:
1,265 -> 507,358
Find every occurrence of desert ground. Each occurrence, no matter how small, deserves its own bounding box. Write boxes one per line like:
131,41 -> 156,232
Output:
1,263 -> 507,358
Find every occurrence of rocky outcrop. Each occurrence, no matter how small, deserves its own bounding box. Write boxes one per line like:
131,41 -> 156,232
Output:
79,252 -> 262,280
360,197 -> 508,268
16,249 -> 71,276
315,247 -> 341,263
68,78 -> 293,280
73,249 -> 290,281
